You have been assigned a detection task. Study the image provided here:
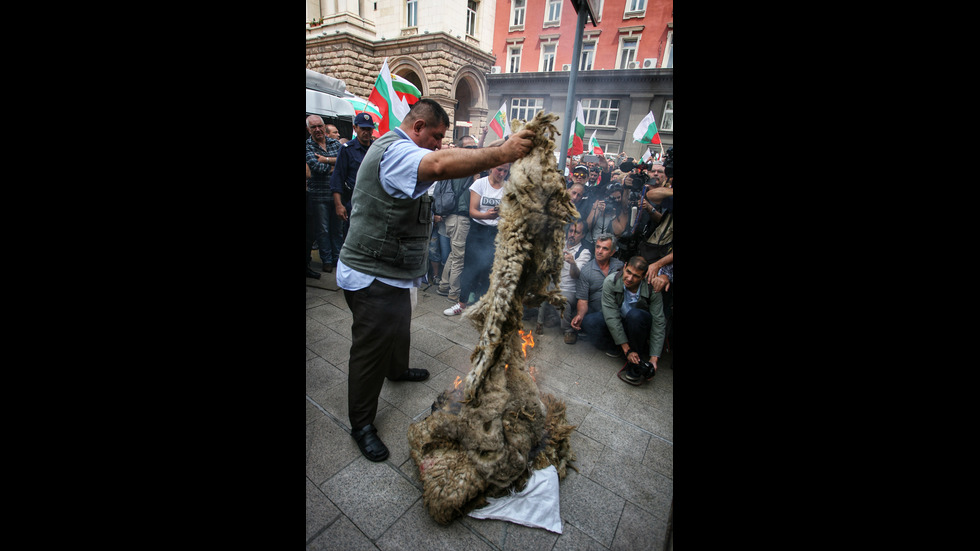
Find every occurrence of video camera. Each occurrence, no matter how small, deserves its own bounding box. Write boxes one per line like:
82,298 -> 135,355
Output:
662,146 -> 673,180
619,158 -> 649,191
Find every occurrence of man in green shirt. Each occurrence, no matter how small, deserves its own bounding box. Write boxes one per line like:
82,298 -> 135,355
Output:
600,255 -> 667,385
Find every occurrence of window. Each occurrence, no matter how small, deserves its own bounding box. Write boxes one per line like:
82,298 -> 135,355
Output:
508,46 -> 522,73
582,98 -> 620,127
466,1 -> 477,36
619,38 -> 638,69
579,42 -> 595,71
625,0 -> 646,14
541,44 -> 556,72
407,0 -> 417,27
511,98 -> 544,121
546,0 -> 562,23
663,31 -> 673,68
661,100 -> 673,131
511,0 -> 525,27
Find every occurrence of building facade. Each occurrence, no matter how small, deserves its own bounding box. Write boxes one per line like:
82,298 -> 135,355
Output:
305,1 -> 672,155
489,0 -> 673,159
306,0 -> 499,143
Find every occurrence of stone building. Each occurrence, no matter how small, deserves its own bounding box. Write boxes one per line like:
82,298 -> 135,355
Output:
306,0 -> 499,143
489,0 -> 673,159
305,1 -> 672,155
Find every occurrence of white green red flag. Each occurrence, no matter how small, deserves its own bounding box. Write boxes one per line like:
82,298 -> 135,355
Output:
488,103 -> 511,140
632,111 -> 662,145
391,74 -> 421,105
340,96 -> 383,138
588,129 -> 604,156
567,101 -> 586,156
367,58 -> 411,135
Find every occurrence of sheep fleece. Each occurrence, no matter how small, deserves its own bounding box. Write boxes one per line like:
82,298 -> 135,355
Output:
407,111 -> 579,525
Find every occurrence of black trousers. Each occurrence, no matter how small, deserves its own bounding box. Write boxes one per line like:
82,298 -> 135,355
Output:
343,279 -> 412,431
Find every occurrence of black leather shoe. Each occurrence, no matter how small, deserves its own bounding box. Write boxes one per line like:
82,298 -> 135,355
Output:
351,424 -> 389,462
306,268 -> 321,279
391,368 -> 429,382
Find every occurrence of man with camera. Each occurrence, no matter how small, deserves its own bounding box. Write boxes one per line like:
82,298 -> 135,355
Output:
599,255 -> 667,385
585,182 -> 630,247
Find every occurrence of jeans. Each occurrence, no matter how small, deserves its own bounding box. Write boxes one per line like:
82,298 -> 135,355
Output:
428,222 -> 451,265
537,287 -> 576,333
306,192 -> 317,268
582,311 -> 614,351
307,195 -> 342,266
459,222 -> 497,304
583,307 -> 653,357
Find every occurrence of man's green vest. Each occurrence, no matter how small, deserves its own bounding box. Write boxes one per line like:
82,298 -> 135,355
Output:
339,129 -> 433,279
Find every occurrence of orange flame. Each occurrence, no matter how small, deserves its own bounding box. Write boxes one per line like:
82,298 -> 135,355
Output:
519,329 -> 535,358
453,375 -> 462,389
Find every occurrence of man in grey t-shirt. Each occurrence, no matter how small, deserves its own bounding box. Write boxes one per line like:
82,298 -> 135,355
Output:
570,233 -> 624,352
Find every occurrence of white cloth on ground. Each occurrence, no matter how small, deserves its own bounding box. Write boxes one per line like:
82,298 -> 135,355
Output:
467,465 -> 562,533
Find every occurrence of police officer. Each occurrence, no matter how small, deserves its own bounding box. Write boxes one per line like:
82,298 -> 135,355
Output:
330,112 -> 377,240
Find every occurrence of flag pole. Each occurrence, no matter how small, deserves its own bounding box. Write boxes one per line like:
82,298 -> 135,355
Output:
558,5 -> 588,177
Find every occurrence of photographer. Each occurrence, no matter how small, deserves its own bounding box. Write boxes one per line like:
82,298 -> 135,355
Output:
623,168 -> 646,212
641,149 -> 673,282
647,162 -> 667,189
585,182 -> 630,249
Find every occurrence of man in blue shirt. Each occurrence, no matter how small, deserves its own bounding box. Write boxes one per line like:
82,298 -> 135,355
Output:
331,112 -> 376,241
336,99 -> 534,462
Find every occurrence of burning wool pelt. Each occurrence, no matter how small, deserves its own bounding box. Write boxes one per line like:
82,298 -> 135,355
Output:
407,111 -> 581,525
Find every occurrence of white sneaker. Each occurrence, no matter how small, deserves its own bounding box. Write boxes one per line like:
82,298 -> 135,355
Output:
443,303 -> 464,316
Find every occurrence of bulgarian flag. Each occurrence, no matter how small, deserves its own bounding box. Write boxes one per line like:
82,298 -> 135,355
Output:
367,58 -> 412,135
588,129 -> 604,156
341,95 -> 383,138
392,74 -> 421,105
488,102 -> 511,140
632,110 -> 662,145
566,101 -> 586,156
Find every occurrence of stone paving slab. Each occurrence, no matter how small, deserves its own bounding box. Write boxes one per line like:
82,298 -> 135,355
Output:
306,277 -> 673,550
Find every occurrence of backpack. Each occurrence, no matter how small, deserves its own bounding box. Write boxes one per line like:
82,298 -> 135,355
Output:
433,176 -> 474,216
432,179 -> 456,216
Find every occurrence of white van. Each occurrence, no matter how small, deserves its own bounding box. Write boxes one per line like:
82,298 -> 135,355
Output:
306,69 -> 355,139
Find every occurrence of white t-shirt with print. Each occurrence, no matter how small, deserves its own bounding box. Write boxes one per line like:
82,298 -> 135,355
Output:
469,176 -> 504,227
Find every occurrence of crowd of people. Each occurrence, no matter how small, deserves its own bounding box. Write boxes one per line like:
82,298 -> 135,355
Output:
430,145 -> 674,387
306,103 -> 672,461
